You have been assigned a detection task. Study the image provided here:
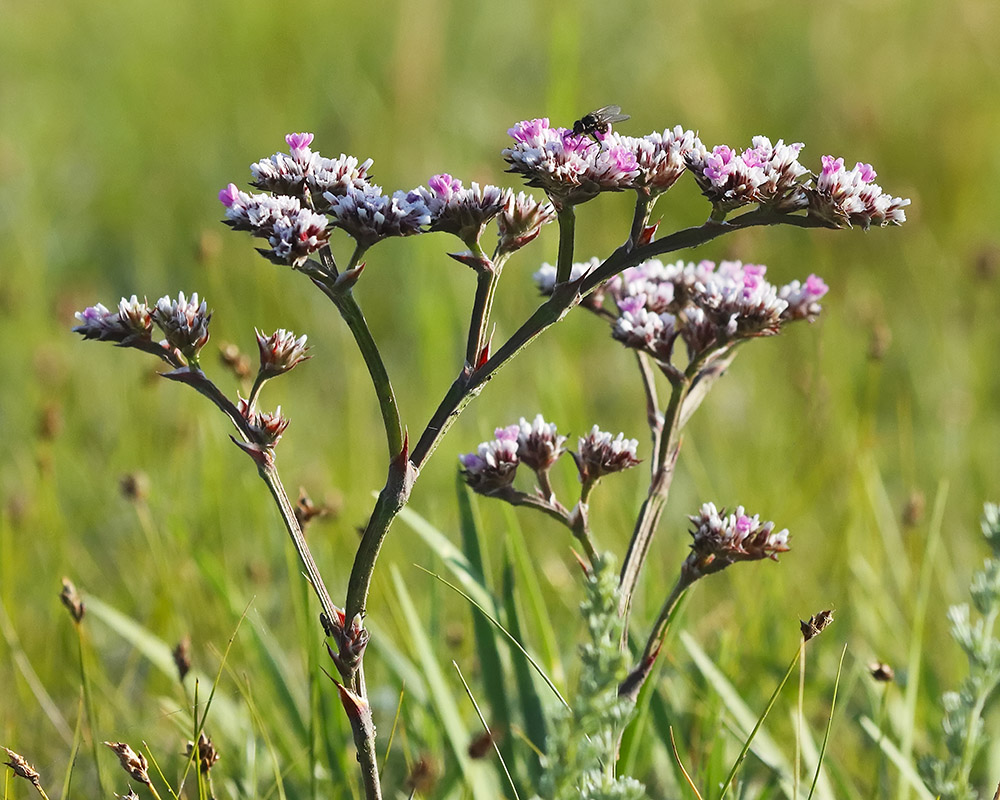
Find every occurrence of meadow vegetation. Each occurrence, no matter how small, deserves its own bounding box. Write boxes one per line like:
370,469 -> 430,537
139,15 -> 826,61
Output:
2,1 -> 999,798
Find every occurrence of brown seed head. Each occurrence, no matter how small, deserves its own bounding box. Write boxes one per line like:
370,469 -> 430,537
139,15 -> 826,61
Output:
869,662 -> 895,683
800,609 -> 835,642
60,577 -> 85,623
119,472 -> 150,503
172,636 -> 192,682
104,742 -> 151,785
185,732 -> 219,774
2,747 -> 42,788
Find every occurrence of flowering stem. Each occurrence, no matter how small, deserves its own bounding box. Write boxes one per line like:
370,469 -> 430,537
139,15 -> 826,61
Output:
345,449 -> 417,624
626,195 -> 653,249
246,373 -> 267,412
555,206 -> 576,283
619,377 -> 687,617
309,243 -> 405,461
619,571 -> 691,700
256,461 -> 341,628
465,249 -> 508,367
583,207 -> 830,292
327,288 -> 404,460
336,209 -> 828,797
634,352 -> 663,472
619,342 -> 733,619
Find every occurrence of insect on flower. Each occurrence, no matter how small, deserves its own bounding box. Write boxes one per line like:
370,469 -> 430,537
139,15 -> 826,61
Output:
572,105 -> 630,143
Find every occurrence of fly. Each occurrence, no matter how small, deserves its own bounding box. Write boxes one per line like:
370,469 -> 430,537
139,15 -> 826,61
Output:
572,105 -> 630,143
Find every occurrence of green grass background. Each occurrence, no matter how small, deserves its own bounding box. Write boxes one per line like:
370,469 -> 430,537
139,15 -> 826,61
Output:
2,0 -> 999,797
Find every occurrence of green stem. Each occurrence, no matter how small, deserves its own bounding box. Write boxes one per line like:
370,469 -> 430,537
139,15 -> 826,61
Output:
257,462 -> 341,628
75,624 -> 107,799
618,376 -> 688,617
555,206 -> 576,283
718,645 -> 802,800
464,248 -> 507,367
330,288 -> 404,460
626,194 -> 653,249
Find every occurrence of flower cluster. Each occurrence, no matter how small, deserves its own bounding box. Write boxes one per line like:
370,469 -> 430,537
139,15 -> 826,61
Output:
153,292 -> 212,361
517,414 -> 568,472
459,424 -> 521,495
228,132 -> 556,267
72,295 -> 153,344
415,173 -> 508,246
74,292 -> 214,365
684,502 -> 790,578
256,328 -> 311,378
503,118 -> 640,206
324,184 -> 430,249
603,258 -> 828,364
238,397 -> 290,447
685,135 -> 910,226
685,136 -> 808,213
533,258 -> 598,293
249,132 -> 374,207
497,191 -> 557,255
619,125 -> 703,197
804,156 -> 910,229
574,426 -> 641,482
220,184 -> 331,267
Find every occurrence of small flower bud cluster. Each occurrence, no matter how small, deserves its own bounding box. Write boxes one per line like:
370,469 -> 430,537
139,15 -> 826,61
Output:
153,292 -> 212,361
684,502 -> 790,578
574,426 -> 641,483
237,397 -> 289,447
256,328 -> 310,378
497,191 -> 556,255
72,295 -> 153,344
459,424 -> 521,495
324,607 -> 369,677
805,156 -> 910,229
603,258 -> 829,363
75,292 -> 213,365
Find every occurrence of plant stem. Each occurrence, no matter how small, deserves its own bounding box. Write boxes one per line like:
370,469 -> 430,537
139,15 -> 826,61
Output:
464,249 -> 508,367
326,286 -> 404,460
619,572 -> 690,700
257,462 -> 342,628
75,624 -> 107,799
718,645 -> 802,800
555,206 -> 576,283
331,207 -> 832,799
618,375 -> 686,617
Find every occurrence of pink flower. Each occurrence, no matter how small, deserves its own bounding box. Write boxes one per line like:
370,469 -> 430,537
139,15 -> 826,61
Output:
219,183 -> 242,207
285,132 -> 314,159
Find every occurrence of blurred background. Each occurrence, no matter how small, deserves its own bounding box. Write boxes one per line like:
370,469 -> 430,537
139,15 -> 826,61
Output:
2,0 -> 999,796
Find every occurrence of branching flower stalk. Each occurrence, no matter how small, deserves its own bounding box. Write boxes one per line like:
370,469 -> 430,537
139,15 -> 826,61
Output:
75,119 -> 908,798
